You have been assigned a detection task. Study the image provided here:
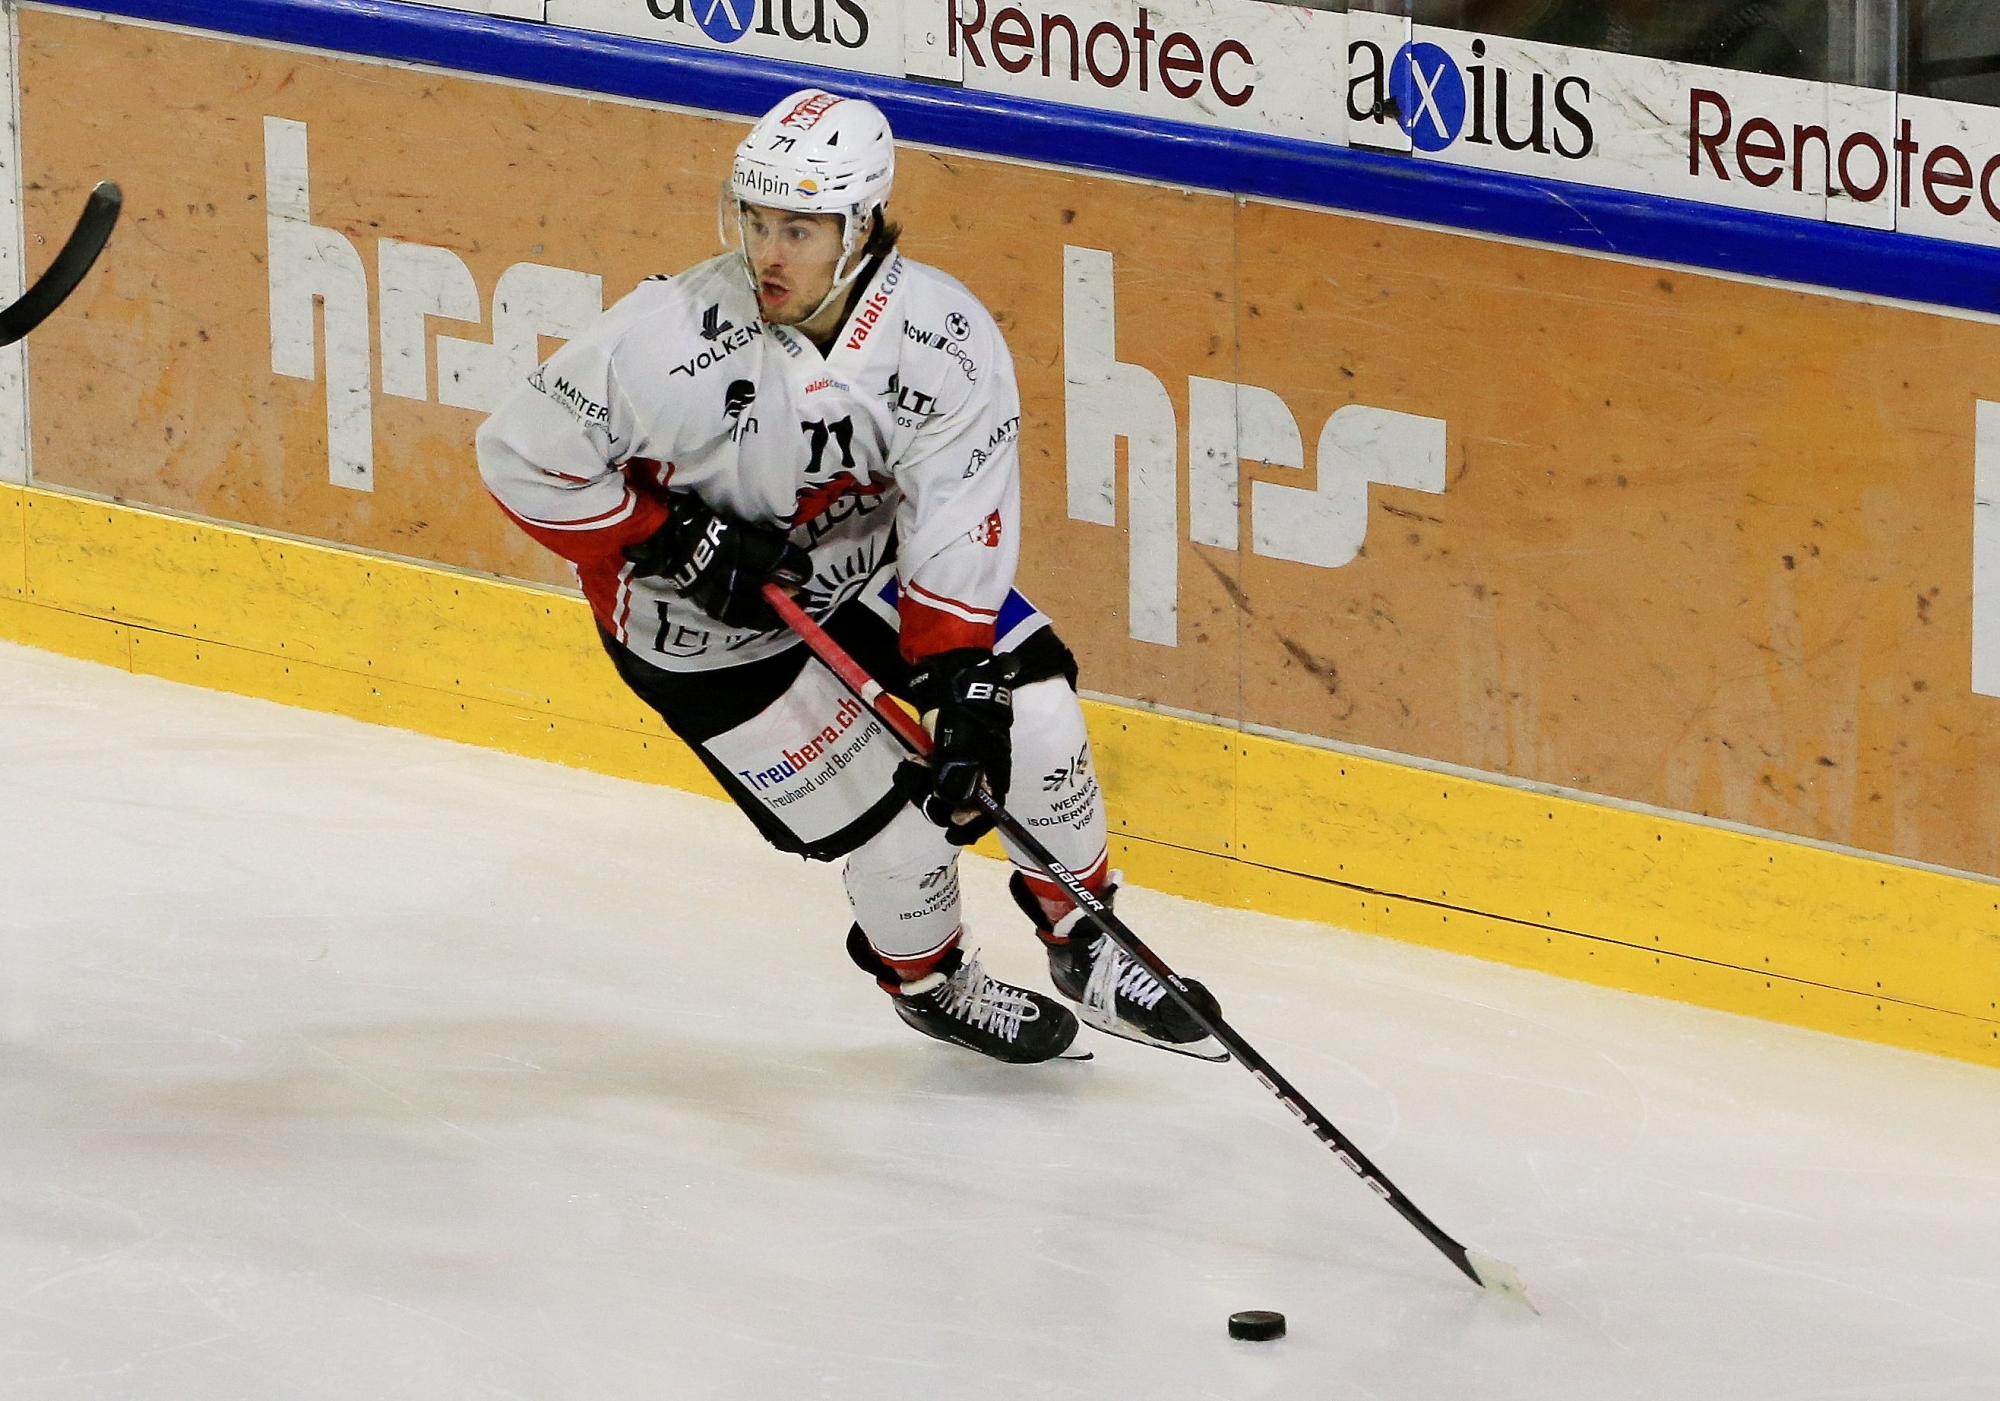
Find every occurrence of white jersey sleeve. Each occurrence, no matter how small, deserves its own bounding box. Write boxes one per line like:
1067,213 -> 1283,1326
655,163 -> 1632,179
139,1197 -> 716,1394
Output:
885,275 -> 1024,659
475,283 -> 693,634
477,254 -> 1030,671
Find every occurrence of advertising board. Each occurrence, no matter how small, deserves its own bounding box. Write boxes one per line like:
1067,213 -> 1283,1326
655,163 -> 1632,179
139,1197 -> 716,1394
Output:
411,0 -> 546,17
15,7 -> 2000,888
1381,29 -> 1898,230
550,0 -> 906,77
528,0 -> 2000,253
949,0 -> 1346,147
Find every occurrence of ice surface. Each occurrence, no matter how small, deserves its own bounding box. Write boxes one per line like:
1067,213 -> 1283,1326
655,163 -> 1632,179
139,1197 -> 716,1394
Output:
3,639 -> 1998,1400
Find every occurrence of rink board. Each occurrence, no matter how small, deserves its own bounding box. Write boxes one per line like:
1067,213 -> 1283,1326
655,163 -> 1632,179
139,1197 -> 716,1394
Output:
6,482 -> 1999,1066
5,6 -> 2000,1064
18,10 -> 2000,885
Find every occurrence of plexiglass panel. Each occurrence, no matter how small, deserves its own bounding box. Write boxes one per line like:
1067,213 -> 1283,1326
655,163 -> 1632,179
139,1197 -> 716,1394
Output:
1306,2 -> 2000,104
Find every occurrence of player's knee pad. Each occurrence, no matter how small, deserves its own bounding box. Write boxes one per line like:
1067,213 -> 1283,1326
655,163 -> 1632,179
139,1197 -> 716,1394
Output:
1001,678 -> 1108,883
843,802 -> 962,968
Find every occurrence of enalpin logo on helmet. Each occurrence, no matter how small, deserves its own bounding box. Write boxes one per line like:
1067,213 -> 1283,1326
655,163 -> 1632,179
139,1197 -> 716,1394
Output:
736,167 -> 793,199
645,0 -> 870,50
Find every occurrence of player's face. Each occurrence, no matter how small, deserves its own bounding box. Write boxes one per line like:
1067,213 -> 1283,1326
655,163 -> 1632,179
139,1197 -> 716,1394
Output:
742,205 -> 846,325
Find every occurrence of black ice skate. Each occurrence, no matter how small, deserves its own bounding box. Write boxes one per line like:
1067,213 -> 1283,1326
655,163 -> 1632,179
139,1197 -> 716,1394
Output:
848,926 -> 1084,1064
1009,873 -> 1229,1062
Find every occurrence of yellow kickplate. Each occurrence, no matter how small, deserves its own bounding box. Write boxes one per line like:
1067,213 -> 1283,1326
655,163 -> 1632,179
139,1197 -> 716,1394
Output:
7,485 -> 1998,1067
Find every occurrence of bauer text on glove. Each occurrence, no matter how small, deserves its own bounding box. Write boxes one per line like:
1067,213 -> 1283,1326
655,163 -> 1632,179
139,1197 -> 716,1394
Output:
897,648 -> 1018,845
622,493 -> 811,632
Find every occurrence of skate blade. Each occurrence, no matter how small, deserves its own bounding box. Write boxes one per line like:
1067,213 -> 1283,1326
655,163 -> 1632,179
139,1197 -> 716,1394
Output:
1077,1005 -> 1230,1062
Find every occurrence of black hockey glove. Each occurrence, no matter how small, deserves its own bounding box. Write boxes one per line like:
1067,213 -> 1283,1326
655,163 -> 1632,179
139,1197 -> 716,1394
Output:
896,648 -> 1019,847
623,493 -> 812,632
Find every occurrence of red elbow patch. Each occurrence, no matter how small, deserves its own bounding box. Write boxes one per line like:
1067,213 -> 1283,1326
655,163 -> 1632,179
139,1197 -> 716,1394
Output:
898,594 -> 996,662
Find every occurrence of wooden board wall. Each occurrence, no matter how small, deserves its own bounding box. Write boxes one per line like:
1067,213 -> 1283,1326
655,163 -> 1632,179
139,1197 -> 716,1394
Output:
18,8 -> 2000,890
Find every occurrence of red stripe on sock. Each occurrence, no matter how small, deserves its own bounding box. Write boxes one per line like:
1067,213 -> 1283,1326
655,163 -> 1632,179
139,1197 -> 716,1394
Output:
875,927 -> 962,983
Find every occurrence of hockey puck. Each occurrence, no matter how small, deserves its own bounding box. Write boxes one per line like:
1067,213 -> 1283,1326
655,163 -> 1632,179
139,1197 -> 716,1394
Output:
1227,1310 -> 1286,1341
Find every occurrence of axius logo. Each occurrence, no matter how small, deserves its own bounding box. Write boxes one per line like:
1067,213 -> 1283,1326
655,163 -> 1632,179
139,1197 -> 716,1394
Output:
1352,37 -> 1594,159
646,0 -> 870,50
692,0 -> 751,42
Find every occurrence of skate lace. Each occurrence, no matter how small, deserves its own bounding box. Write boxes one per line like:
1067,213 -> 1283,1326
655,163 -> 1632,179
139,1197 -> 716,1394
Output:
1083,935 -> 1166,1015
936,952 -> 1041,1043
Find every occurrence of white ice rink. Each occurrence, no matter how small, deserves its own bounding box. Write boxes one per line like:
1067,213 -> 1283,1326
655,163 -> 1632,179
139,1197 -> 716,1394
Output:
4,639 -> 1998,1400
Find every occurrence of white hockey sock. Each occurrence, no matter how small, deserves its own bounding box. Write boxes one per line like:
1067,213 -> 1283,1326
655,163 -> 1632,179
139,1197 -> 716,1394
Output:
843,801 -> 963,965
999,677 -> 1110,914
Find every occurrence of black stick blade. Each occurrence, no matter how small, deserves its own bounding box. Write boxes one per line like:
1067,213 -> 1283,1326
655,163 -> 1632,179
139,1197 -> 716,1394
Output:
0,180 -> 122,346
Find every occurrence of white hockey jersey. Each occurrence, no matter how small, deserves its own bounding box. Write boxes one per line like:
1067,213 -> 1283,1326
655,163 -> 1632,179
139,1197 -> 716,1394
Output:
476,249 -> 1024,672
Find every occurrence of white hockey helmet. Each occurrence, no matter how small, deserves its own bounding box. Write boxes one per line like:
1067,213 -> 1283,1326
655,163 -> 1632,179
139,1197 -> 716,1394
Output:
723,89 -> 896,319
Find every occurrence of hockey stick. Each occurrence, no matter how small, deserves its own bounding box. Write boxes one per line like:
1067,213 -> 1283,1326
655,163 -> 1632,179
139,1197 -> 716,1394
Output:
764,583 -> 1533,1305
0,181 -> 122,347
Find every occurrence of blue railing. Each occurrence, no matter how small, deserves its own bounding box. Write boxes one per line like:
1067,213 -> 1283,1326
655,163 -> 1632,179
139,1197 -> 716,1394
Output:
78,0 -> 2000,315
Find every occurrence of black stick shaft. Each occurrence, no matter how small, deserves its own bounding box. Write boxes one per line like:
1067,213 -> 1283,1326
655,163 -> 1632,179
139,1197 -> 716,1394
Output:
0,182 -> 122,347
764,584 -> 1486,1289
973,794 -> 1484,1287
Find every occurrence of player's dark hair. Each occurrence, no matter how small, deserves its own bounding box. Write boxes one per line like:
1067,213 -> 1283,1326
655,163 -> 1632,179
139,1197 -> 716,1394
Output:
860,212 -> 901,261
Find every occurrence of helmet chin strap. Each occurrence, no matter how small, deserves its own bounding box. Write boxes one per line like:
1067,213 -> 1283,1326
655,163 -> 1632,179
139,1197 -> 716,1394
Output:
796,217 -> 871,326
802,224 -> 869,322
731,197 -> 875,328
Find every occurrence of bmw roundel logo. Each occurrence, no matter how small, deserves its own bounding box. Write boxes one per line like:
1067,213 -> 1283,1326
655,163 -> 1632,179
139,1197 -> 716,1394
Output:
946,311 -> 971,341
1391,42 -> 1467,152
693,0 -> 751,44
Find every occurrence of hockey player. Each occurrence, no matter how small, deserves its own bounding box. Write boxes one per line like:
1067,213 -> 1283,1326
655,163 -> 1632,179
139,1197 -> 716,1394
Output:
476,88 -> 1219,1065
